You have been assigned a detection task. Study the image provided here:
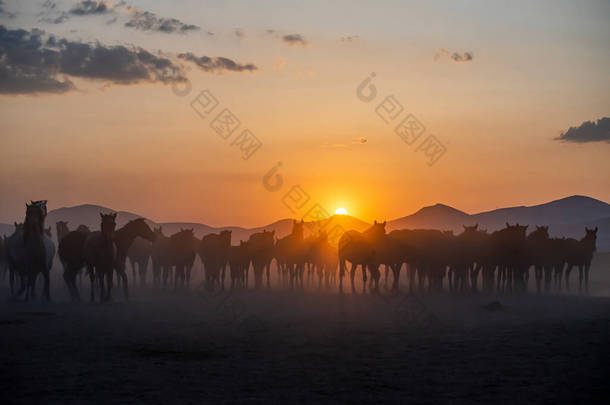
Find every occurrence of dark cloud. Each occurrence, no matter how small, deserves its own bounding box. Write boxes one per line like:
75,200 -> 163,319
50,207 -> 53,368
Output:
178,53 -> 257,73
435,48 -> 473,63
282,34 -> 307,47
555,117 -> 610,143
0,25 -> 186,95
70,1 -> 111,16
125,7 -> 199,34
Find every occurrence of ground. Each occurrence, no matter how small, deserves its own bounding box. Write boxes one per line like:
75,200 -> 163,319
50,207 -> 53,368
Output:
1,286 -> 610,404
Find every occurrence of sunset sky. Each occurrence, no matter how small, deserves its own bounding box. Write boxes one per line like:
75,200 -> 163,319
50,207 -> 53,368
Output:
1,0 -> 609,227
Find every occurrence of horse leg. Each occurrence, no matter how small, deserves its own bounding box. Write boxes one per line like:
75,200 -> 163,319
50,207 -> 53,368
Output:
584,262 -> 591,295
119,266 -> 128,301
349,262 -> 357,293
565,263 -> 574,293
361,263 -> 367,294
578,264 -> 584,295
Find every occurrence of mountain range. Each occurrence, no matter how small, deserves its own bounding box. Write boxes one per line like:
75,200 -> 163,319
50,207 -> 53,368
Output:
1,195 -> 609,252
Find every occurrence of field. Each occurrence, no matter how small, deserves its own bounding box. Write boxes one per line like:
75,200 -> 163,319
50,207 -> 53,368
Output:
1,254 -> 609,404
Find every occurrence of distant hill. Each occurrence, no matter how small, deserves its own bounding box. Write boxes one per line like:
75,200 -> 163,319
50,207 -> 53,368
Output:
387,204 -> 471,231
1,195 -> 609,251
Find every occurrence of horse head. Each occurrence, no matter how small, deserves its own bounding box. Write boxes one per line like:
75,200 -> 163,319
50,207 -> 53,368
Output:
100,212 -> 117,241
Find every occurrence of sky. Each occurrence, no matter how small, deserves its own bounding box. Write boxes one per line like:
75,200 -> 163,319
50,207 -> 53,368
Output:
0,0 -> 609,227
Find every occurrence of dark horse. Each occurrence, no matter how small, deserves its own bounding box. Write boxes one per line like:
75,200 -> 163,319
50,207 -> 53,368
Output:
83,213 -> 117,302
248,229 -> 275,289
199,230 -> 232,290
169,228 -> 198,290
15,201 -> 55,301
58,224 -> 91,301
338,220 -> 386,293
564,227 -> 597,294
113,218 -> 155,299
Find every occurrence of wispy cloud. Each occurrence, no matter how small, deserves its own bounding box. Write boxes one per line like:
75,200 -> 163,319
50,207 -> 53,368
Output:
340,35 -> 359,42
0,0 -> 16,18
178,53 -> 257,73
434,48 -> 474,63
555,117 -> 610,143
124,6 -> 199,33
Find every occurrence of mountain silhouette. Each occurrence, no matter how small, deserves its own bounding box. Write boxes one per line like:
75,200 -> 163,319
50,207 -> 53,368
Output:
1,195 -> 609,251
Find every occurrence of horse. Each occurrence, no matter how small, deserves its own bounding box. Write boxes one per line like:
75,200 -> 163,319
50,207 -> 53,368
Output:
113,218 -> 155,299
490,223 -> 529,294
247,229 -> 275,289
228,240 -> 250,289
5,222 -> 25,295
127,237 -> 152,287
563,227 -> 597,294
275,220 -> 306,289
199,230 -> 232,290
83,213 -> 117,302
151,227 -> 172,288
310,231 -> 338,289
338,220 -> 386,293
169,228 -> 197,290
12,201 -> 55,301
58,224 -> 91,301
56,221 -> 70,243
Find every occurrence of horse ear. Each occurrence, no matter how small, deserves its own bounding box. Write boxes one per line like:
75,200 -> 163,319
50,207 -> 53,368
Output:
474,224 -> 478,230
383,221 -> 386,226
505,222 -> 510,228
112,213 -> 117,219
374,220 -> 377,225
100,213 -> 103,219
594,227 -> 598,232
463,225 -> 467,230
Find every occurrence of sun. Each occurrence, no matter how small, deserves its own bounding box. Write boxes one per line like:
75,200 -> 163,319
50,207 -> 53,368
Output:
334,207 -> 348,215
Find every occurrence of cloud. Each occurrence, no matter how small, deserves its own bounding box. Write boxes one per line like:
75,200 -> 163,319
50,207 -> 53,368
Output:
434,48 -> 473,63
282,34 -> 308,47
555,117 -> 610,143
70,1 -> 111,15
0,25 -> 186,95
340,35 -> 359,42
177,53 -> 257,73
125,7 -> 199,34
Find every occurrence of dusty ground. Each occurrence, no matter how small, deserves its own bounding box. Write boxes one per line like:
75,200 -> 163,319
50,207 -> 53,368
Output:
1,253 -> 609,404
1,285 -> 609,404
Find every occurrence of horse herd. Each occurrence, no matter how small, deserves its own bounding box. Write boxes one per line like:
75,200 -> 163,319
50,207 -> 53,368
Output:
0,201 -> 599,303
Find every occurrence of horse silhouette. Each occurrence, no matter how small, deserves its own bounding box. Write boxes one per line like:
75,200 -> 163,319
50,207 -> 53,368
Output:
113,218 -> 155,299
338,220 -> 386,293
127,237 -> 152,287
310,231 -> 339,289
13,201 -> 55,301
247,229 -> 275,289
169,228 -> 197,290
563,227 -> 597,294
199,230 -> 232,290
490,223 -> 529,293
151,226 -> 172,288
56,221 -> 70,243
5,222 -> 25,295
228,240 -> 250,289
275,220 -> 307,289
83,213 -> 117,302
58,224 -> 91,301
